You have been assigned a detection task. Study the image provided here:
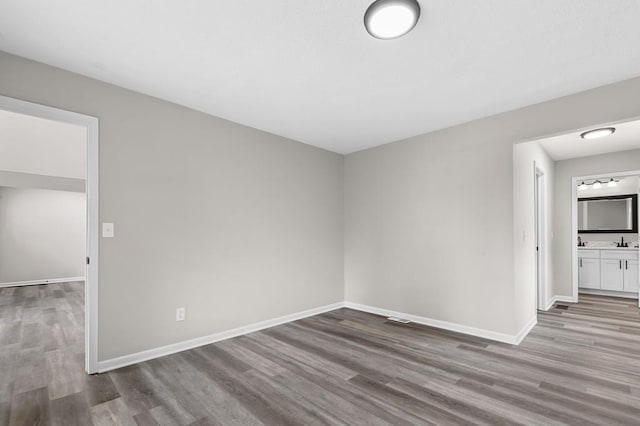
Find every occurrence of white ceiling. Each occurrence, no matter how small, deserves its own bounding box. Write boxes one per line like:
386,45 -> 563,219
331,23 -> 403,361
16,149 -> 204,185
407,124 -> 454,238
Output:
1,1 -> 640,154
539,119 -> 640,161
0,109 -> 86,179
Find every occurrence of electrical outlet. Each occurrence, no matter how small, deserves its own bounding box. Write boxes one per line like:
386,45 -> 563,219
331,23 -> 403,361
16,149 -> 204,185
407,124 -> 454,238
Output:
176,307 -> 185,321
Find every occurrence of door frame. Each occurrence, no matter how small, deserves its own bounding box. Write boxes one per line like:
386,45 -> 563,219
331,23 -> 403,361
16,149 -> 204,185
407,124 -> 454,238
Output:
571,170 -> 640,306
534,164 -> 546,310
0,95 -> 100,374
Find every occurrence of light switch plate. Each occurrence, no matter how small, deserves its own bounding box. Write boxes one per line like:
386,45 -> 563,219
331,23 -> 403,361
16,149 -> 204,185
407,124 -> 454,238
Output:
102,222 -> 115,238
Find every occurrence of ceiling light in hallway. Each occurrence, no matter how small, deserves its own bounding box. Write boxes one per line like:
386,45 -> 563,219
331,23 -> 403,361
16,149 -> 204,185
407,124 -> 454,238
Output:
364,0 -> 421,40
580,127 -> 616,140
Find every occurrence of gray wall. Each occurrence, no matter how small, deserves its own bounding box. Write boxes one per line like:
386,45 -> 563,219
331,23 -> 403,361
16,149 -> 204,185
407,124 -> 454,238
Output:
0,186 -> 85,283
0,51 -> 344,360
553,148 -> 640,298
345,76 -> 640,336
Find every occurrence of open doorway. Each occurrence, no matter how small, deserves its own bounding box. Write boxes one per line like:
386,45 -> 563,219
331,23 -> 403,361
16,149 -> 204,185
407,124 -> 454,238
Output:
572,171 -> 640,305
514,117 -> 640,318
0,95 -> 99,374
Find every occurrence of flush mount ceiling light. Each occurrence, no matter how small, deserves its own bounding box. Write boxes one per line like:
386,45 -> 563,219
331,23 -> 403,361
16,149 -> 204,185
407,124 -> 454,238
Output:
364,0 -> 421,40
580,127 -> 616,140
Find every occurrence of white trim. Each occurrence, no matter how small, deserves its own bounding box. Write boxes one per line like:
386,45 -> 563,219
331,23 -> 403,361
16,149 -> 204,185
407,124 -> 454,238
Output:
0,95 -> 99,374
579,289 -> 639,299
543,296 -> 558,311
0,277 -> 85,288
572,169 -> 640,307
554,295 -> 576,303
97,299 -> 546,372
543,294 -> 576,311
534,164 -> 546,311
513,316 -> 538,345
97,302 -> 345,373
344,302 -> 535,345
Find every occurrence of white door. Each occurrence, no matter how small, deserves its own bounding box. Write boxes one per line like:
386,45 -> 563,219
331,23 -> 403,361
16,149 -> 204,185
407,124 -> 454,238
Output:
624,259 -> 639,293
601,259 -> 624,291
579,258 -> 600,289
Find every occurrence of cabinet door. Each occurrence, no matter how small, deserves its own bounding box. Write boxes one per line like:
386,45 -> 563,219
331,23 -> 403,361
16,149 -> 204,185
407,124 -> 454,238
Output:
624,259 -> 639,293
601,259 -> 624,291
579,258 -> 600,289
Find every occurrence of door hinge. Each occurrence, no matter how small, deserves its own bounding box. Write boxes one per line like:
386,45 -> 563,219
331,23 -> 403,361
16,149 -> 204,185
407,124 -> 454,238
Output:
86,257 -> 90,265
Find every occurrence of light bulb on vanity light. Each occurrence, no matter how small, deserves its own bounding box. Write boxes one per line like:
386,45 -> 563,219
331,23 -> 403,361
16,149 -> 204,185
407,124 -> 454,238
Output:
593,180 -> 602,189
608,178 -> 617,188
578,181 -> 587,191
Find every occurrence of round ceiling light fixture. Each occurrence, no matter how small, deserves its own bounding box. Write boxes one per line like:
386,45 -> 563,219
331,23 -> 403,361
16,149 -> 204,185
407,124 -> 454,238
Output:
364,0 -> 421,40
580,127 -> 615,140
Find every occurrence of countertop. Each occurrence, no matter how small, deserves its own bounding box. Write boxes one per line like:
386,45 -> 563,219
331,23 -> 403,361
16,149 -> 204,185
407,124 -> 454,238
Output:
578,246 -> 639,251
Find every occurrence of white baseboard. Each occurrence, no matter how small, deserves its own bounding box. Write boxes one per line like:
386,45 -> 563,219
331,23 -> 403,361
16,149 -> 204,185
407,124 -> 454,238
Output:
513,316 -> 537,345
0,276 -> 85,288
543,295 -> 576,311
97,301 -> 345,373
98,300 -> 546,373
579,289 -> 639,299
344,302 -> 534,345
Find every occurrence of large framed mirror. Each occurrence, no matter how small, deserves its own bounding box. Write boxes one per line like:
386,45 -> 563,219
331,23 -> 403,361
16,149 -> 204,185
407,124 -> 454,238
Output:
578,194 -> 638,233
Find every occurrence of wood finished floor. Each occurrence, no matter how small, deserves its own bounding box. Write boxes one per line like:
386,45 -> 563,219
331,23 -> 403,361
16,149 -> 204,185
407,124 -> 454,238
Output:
2,285 -> 640,425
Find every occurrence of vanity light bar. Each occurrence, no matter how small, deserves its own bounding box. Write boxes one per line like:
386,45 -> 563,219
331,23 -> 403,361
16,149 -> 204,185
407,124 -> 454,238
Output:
578,178 -> 619,190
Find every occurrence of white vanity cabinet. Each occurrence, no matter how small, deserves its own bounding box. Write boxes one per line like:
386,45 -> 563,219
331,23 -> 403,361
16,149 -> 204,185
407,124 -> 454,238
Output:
600,258 -> 624,291
578,248 -> 639,296
624,259 -> 639,293
578,250 -> 600,289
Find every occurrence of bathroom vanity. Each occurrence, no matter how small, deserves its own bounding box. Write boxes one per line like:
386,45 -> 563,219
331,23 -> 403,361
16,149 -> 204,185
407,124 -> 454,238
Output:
578,247 -> 639,297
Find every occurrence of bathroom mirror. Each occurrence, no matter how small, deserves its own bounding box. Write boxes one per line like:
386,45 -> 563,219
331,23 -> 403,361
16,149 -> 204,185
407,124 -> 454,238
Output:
578,194 -> 638,233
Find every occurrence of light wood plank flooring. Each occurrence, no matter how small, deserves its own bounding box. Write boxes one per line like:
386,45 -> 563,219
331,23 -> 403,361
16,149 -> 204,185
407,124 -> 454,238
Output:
2,284 -> 640,425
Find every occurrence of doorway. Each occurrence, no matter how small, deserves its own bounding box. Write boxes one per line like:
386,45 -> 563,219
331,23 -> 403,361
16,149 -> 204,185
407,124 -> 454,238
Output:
0,95 -> 99,374
571,170 -> 640,307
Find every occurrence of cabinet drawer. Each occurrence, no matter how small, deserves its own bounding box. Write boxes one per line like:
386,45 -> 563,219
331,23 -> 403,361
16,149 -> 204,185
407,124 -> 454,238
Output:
578,250 -> 600,259
601,250 -> 639,260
